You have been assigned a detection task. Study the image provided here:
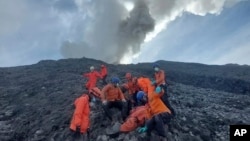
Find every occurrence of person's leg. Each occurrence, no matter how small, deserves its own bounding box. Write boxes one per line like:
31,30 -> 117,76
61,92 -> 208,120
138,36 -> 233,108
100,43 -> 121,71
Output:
102,101 -> 113,121
114,101 -> 127,121
81,133 -> 88,141
159,136 -> 167,141
70,129 -> 81,141
145,117 -> 156,138
127,100 -> 132,116
132,93 -> 138,107
154,114 -> 167,138
122,101 -> 128,121
160,84 -> 176,116
103,75 -> 107,85
161,96 -> 175,116
159,112 -> 172,124
70,130 -> 76,141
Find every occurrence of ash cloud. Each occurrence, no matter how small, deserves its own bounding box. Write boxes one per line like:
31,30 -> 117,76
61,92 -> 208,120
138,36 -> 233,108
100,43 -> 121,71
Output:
116,0 -> 155,63
60,0 -> 241,64
61,0 -> 155,64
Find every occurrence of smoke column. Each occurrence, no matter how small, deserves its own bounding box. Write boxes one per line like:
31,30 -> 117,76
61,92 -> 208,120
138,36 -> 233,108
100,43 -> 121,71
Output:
60,0 -> 241,64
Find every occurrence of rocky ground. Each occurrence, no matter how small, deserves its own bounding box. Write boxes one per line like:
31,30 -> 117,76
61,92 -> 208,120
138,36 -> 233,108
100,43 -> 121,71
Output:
0,58 -> 250,141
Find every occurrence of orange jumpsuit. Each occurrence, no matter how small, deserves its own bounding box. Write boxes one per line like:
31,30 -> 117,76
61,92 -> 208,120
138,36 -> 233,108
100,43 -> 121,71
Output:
120,105 -> 151,132
83,71 -> 102,90
70,94 -> 90,133
147,85 -> 171,116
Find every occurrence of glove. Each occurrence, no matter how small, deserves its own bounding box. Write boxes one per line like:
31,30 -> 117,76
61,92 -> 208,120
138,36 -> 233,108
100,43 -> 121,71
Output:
137,126 -> 147,133
76,126 -> 81,134
151,80 -> 156,85
155,86 -> 162,94
102,100 -> 107,105
122,99 -> 126,102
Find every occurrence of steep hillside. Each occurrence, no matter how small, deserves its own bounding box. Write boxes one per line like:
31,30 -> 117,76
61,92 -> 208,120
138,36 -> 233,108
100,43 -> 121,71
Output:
117,60 -> 250,94
0,58 -> 249,141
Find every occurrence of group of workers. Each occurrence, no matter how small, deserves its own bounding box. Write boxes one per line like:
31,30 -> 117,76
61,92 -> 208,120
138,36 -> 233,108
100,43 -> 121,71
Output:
69,63 -> 175,141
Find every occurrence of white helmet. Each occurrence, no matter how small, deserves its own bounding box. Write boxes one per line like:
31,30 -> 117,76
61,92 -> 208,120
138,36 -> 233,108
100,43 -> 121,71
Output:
90,66 -> 94,71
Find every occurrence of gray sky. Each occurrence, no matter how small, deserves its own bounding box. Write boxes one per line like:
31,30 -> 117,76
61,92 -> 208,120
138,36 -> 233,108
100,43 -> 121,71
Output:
0,0 -> 249,67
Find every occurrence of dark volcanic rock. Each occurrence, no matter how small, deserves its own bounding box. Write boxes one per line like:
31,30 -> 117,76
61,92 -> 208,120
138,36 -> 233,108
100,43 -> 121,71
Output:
0,57 -> 250,141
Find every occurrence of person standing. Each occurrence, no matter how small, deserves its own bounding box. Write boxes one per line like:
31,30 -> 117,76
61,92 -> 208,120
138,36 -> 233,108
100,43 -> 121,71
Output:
83,66 -> 102,91
152,63 -> 175,116
70,92 -> 95,141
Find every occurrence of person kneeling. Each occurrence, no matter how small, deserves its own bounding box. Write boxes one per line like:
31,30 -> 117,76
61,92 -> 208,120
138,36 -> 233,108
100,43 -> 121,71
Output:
101,77 -> 127,123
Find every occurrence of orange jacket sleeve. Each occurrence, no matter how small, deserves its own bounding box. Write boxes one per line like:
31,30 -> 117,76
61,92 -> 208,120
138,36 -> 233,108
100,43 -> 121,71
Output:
101,85 -> 109,101
155,70 -> 165,84
148,85 -> 163,98
118,88 -> 125,100
95,71 -> 102,79
154,91 -> 164,98
83,73 -> 90,77
74,97 -> 86,126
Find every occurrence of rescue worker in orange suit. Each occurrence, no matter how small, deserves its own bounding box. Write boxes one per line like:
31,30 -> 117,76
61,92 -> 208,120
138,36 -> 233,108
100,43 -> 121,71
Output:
70,91 -> 95,141
83,66 -> 102,91
101,77 -> 127,122
152,63 -> 175,116
125,73 -> 139,106
136,76 -> 151,94
119,91 -> 151,133
100,64 -> 108,85
137,84 -> 173,141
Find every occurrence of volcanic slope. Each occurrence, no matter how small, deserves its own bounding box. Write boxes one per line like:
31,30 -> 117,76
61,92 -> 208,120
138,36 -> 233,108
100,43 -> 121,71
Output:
0,58 -> 249,141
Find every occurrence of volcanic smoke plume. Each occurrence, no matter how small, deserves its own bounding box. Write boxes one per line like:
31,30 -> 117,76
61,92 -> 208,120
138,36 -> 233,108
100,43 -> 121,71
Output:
60,0 -> 240,64
61,0 -> 154,64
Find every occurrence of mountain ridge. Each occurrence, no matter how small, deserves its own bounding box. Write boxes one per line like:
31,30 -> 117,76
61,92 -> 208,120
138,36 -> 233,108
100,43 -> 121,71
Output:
0,57 -> 249,141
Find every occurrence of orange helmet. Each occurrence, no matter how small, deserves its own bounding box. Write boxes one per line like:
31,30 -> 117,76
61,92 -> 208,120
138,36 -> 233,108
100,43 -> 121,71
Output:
125,73 -> 132,79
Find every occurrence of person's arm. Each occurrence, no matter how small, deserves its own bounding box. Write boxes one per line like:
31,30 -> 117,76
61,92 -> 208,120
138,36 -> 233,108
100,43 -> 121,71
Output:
118,88 -> 126,101
101,85 -> 109,101
153,88 -> 164,98
83,73 -> 90,77
95,71 -> 103,79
